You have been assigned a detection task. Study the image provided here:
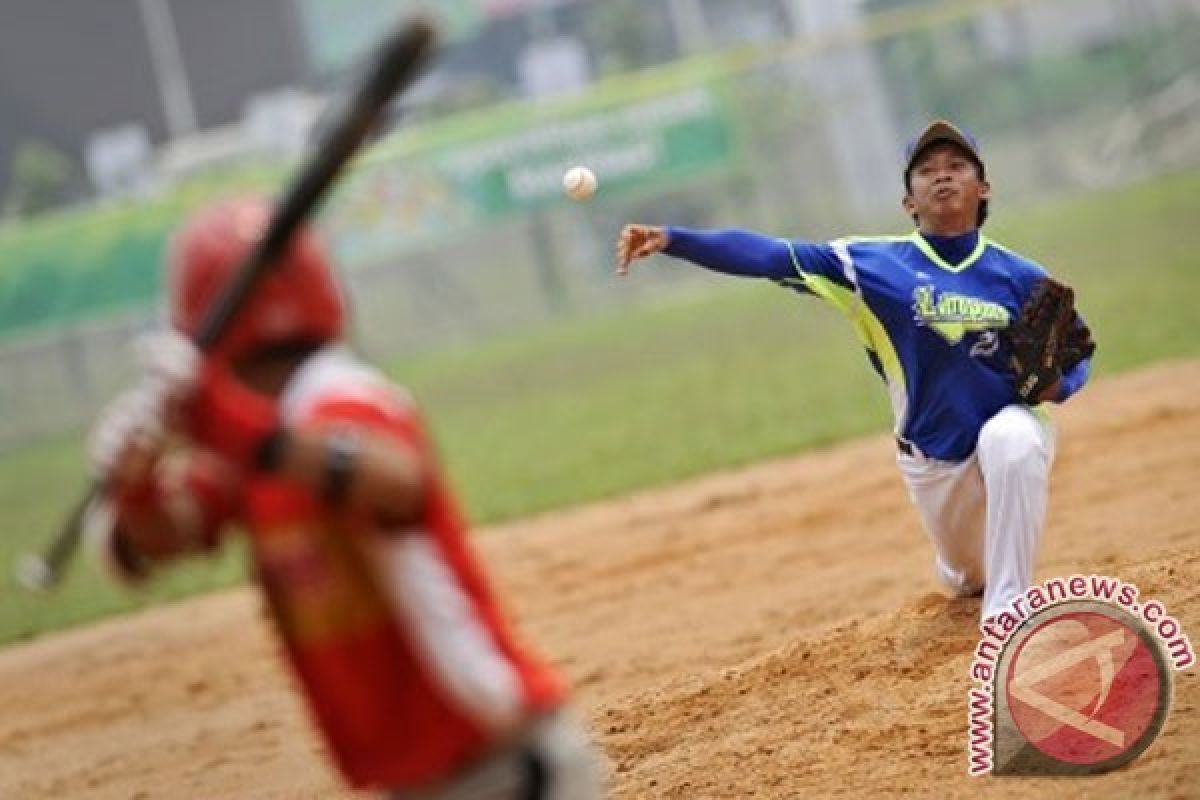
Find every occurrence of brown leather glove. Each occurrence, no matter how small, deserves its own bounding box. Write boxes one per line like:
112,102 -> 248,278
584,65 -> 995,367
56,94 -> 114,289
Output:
1003,278 -> 1094,403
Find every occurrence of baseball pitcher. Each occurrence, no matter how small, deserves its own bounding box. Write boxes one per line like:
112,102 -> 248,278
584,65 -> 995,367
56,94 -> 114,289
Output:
616,120 -> 1095,623
88,198 -> 606,799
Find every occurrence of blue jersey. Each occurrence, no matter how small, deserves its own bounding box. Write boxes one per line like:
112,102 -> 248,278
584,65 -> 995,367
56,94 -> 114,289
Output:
663,227 -> 1091,461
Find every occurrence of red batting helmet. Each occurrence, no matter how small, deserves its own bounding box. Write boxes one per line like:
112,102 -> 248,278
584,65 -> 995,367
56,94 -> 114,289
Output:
167,197 -> 345,361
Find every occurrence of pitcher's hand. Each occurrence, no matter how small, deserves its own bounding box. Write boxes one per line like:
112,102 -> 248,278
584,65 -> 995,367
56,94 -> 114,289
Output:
616,224 -> 669,276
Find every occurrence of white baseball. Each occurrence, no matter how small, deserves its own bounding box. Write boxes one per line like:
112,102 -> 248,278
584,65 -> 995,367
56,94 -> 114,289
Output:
562,166 -> 597,201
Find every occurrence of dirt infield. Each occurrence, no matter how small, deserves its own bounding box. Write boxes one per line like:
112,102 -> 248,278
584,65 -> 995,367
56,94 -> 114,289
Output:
1,360 -> 1197,799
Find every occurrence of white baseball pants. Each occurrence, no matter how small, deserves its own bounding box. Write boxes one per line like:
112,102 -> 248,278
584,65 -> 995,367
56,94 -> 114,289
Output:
896,405 -> 1056,621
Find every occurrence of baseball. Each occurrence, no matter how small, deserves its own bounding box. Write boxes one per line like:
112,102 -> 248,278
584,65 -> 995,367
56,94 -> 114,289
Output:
562,166 -> 597,201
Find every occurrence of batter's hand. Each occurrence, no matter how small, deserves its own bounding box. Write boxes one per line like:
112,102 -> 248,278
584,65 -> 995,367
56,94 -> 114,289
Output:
88,384 -> 168,488
89,330 -> 204,487
134,329 -> 280,469
616,224 -> 669,275
134,329 -> 201,401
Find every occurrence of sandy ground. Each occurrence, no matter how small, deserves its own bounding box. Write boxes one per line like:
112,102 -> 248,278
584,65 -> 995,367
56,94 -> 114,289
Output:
0,360 -> 1197,799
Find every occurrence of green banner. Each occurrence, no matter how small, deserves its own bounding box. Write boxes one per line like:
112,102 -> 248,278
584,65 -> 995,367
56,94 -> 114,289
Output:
0,83 -> 737,337
324,87 -> 735,266
446,88 -> 732,213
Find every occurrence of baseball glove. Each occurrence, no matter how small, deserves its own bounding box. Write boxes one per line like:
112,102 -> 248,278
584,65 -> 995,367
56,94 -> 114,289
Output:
1003,277 -> 1095,403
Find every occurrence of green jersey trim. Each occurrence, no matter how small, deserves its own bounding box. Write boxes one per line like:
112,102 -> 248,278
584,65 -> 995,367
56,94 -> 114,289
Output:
781,248 -> 908,431
907,231 -> 987,273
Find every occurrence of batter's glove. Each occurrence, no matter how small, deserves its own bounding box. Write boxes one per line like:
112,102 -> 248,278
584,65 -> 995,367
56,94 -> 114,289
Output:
126,330 -> 283,471
1003,277 -> 1095,403
88,331 -> 198,485
88,384 -> 167,487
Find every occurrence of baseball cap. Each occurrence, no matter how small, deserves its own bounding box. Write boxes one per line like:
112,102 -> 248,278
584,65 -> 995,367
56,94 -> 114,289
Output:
903,119 -> 985,181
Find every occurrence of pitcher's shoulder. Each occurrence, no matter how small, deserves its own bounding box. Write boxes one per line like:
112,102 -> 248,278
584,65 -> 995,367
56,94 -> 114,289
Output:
835,233 -> 913,250
981,236 -> 1049,277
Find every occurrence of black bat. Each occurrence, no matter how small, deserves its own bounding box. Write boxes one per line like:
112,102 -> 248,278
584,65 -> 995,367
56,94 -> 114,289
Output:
16,16 -> 439,592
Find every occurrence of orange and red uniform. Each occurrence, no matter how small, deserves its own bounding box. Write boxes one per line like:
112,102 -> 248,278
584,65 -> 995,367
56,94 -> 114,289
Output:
109,348 -> 566,790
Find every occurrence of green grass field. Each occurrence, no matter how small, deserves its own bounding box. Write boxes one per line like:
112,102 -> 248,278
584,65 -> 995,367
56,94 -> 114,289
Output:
1,170 -> 1197,644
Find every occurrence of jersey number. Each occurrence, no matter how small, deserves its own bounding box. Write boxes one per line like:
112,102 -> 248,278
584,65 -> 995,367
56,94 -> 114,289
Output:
970,330 -> 1000,358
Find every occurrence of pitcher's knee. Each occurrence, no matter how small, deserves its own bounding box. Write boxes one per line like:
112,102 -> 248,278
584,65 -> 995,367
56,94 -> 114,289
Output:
977,408 -> 1046,472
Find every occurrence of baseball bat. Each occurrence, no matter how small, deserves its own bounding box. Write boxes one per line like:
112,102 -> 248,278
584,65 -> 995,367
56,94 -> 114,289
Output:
15,16 -> 439,592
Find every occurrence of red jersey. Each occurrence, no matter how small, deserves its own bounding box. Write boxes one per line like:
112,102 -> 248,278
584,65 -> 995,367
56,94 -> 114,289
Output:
206,349 -> 565,789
